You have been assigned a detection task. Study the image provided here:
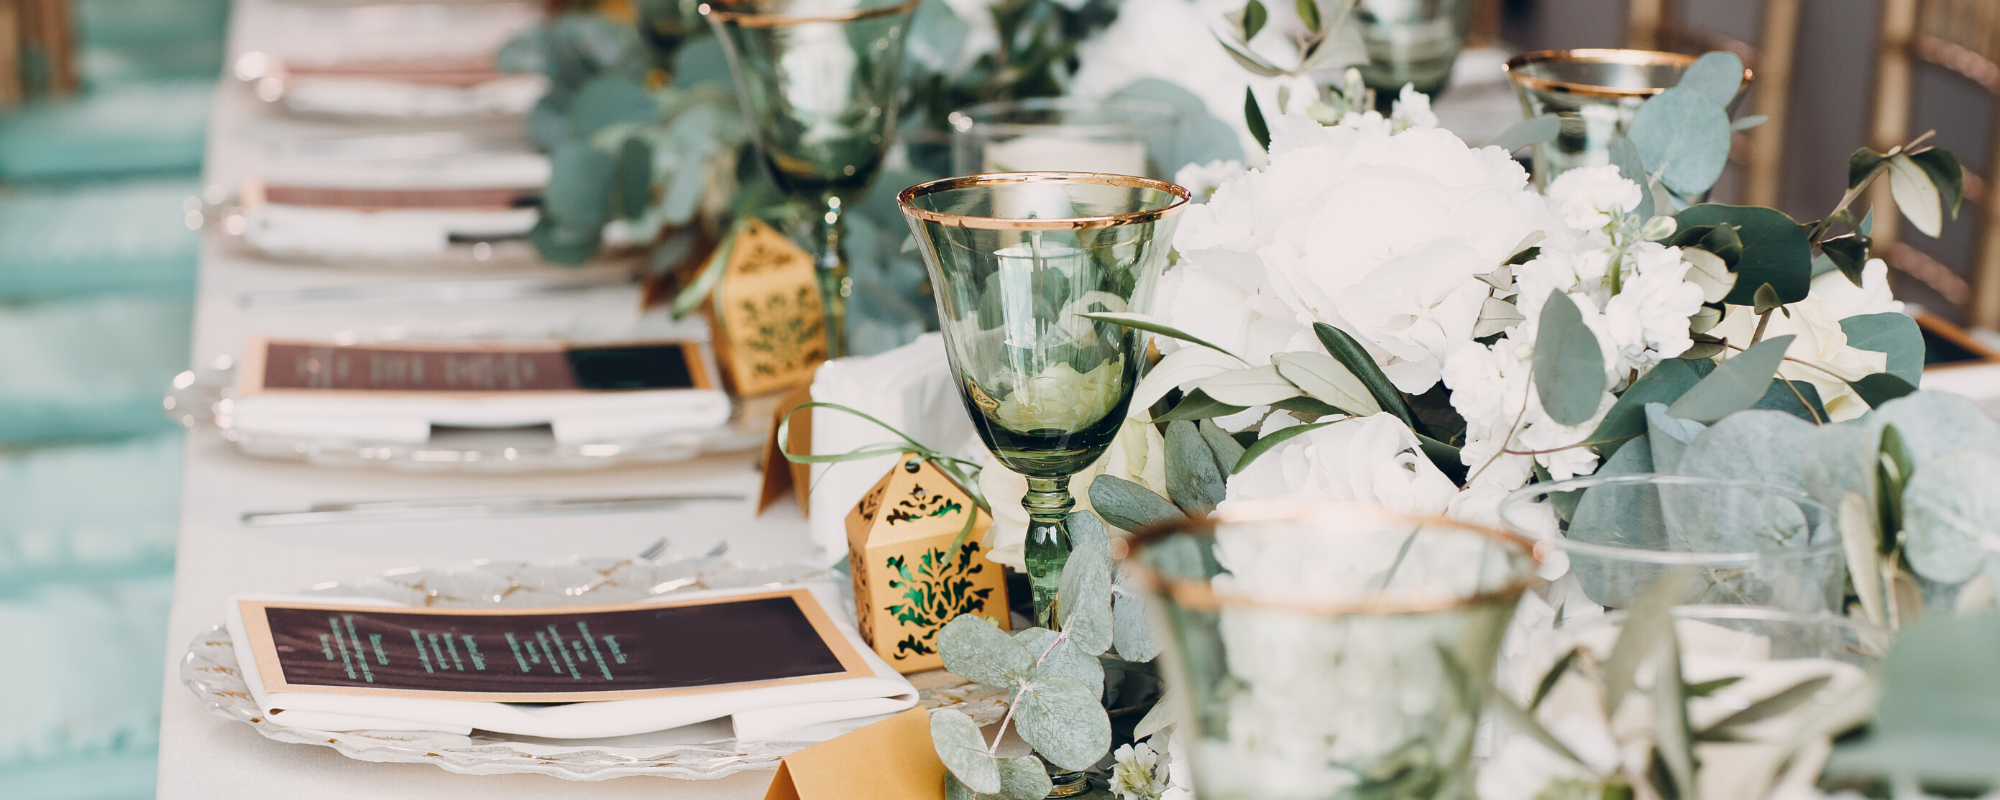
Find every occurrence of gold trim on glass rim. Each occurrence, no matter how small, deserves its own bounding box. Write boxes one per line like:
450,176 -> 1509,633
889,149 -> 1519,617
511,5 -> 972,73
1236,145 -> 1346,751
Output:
1503,48 -> 1753,99
697,0 -> 919,27
1120,502 -> 1544,615
898,172 -> 1192,231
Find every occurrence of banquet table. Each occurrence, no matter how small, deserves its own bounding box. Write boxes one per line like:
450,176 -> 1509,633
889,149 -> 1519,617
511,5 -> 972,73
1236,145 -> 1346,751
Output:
151,2 -> 812,798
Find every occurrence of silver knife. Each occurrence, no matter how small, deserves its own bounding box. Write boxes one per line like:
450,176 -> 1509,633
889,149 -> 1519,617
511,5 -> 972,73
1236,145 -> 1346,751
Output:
242,493 -> 745,527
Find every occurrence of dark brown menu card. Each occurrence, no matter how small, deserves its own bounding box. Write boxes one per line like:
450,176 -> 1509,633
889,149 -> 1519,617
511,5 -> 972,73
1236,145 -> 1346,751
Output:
238,588 -> 871,702
239,338 -> 712,397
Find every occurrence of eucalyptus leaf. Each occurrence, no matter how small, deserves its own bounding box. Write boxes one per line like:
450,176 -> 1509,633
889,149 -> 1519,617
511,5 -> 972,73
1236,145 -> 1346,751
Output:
996,755 -> 1055,800
1610,136 -> 1654,220
1872,390 -> 2000,464
528,216 -> 604,266
1803,420 -> 1884,515
1592,359 -> 1703,446
1089,475 -> 1187,533
1111,581 -> 1161,662
1056,540 -> 1114,655
1234,421 -> 1336,475
1752,283 -> 1783,316
939,615 -> 1033,688
1313,322 -> 1417,429
1486,114 -> 1561,153
1066,510 -> 1111,559
1011,675 -> 1112,771
1652,630 -> 1697,800
1750,379 -> 1829,424
1110,79 -> 1246,175
1821,235 -> 1871,288
1678,51 -> 1745,108
1839,491 -> 1887,627
1273,351 -> 1380,415
1675,205 -> 1812,305
1472,296 -> 1529,339
1666,335 -> 1793,422
1531,290 -> 1607,426
931,709 -> 1001,793
1840,313 -> 1925,385
611,137 -> 652,222
1199,364 -> 1302,407
544,141 -> 617,226
1132,346 -> 1241,412
1568,438 -> 1663,608
1673,410 -> 1817,556
1645,402 -> 1705,474
1155,389 -> 1248,423
1848,373 -> 1919,408
1731,114 -> 1770,131
1164,420 -> 1227,516
569,75 -> 657,138
1902,450 -> 2000,584
1887,153 -> 1944,238
1629,86 -> 1732,196
1015,627 -> 1104,699
1849,148 -> 1886,190
1198,420 -> 1247,478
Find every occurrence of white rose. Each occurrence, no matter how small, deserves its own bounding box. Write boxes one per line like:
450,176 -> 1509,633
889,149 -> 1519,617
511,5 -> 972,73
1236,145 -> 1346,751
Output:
1809,257 -> 1904,319
1709,298 -> 1887,421
1220,413 -> 1456,515
980,413 -> 1170,570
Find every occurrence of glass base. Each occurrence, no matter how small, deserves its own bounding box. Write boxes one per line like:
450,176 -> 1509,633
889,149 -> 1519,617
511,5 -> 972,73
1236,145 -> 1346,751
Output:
1046,765 -> 1091,798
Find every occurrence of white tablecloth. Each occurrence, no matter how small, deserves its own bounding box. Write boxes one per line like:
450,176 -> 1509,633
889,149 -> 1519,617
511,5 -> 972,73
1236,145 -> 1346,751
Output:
154,3 -> 809,798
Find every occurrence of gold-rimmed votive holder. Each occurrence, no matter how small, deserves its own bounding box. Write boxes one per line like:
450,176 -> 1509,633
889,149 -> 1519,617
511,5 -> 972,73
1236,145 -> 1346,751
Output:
1504,48 -> 1752,189
1123,502 -> 1541,800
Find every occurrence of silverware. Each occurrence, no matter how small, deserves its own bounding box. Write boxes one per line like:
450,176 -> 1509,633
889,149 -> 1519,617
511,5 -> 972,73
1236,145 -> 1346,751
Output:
242,493 -> 744,526
238,276 -> 636,309
635,537 -> 668,561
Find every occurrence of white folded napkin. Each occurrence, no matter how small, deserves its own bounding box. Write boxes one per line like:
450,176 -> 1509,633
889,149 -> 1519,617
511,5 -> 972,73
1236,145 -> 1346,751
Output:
281,74 -> 548,119
225,583 -> 919,740
230,387 -> 732,445
806,333 -> 980,561
259,151 -> 550,192
243,204 -> 538,259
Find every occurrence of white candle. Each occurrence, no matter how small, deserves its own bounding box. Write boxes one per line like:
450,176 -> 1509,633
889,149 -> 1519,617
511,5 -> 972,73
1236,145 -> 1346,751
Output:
983,134 -> 1149,176
993,240 -> 1087,349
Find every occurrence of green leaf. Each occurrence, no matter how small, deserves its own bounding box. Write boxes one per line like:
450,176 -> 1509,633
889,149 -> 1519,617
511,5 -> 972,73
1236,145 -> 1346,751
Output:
1486,683 -> 1588,767
544,141 -> 617,227
1487,114 -> 1561,152
1821,235 -> 1871,288
1242,0 -> 1268,40
1645,402 -> 1706,474
1198,420 -> 1247,479
1111,580 -> 1161,662
1530,647 -> 1583,712
1273,351 -> 1380,415
1198,364 -> 1302,407
1592,359 -> 1704,446
1088,475 -> 1186,533
1911,148 -> 1965,219
1848,373 -> 1919,409
1133,693 -> 1175,741
1154,389 -> 1248,423
1749,379 -> 1829,424
569,75 -> 657,138
528,217 -> 603,266
939,615 -> 1034,688
1056,537 -> 1114,655
1270,395 -> 1342,416
1652,630 -> 1697,800
1849,148 -> 1886,189
1677,51 -> 1745,108
1666,335 -> 1794,422
1839,491 -> 1887,627
1233,421 -> 1336,475
1244,87 -> 1271,152
1416,432 -> 1467,484
1312,323 -> 1416,429
1602,569 -> 1689,709
1610,136 -> 1654,219
1872,390 -> 2000,463
1752,283 -> 1783,315
1011,675 -> 1112,771
611,137 -> 652,222
1164,420 -> 1227,516
1675,205 -> 1813,305
1015,627 -> 1104,699
1066,511 -> 1111,559
1294,0 -> 1321,31
1902,450 -> 2000,584
1685,676 -> 1744,698
1133,346 -> 1242,412
1532,290 -> 1608,426
932,709 -> 1001,793
1700,675 -> 1833,735
1887,153 -> 1944,237
1731,114 -> 1770,131
996,756 -> 1055,800
1629,86 -> 1733,196
1077,312 -> 1244,363
1840,313 -> 1925,385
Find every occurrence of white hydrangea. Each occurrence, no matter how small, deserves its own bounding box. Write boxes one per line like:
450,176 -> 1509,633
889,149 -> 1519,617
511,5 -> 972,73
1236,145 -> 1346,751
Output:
1545,164 -> 1642,231
1173,159 -> 1247,204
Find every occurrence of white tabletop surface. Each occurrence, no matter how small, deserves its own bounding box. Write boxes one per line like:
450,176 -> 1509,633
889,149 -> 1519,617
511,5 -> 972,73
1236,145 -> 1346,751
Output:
153,2 -> 814,798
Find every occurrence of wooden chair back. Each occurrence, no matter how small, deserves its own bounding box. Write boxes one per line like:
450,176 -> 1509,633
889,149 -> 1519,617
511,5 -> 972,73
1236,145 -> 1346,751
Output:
1626,0 -> 1801,209
0,0 -> 78,109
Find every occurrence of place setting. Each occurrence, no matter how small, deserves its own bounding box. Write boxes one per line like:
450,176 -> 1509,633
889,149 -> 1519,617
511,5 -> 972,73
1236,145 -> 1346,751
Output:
16,1 -> 2000,799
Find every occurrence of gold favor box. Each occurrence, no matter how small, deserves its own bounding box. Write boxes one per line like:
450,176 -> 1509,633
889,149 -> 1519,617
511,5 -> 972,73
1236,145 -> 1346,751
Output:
708,219 -> 828,397
845,454 -> 1010,673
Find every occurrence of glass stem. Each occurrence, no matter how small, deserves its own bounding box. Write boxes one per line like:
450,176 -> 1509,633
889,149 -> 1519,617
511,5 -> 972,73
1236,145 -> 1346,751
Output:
1021,475 -> 1074,630
815,196 -> 851,359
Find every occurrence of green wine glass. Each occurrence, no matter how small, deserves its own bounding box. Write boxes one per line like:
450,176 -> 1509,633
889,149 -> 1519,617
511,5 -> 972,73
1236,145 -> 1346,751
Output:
701,0 -> 918,358
898,172 -> 1189,627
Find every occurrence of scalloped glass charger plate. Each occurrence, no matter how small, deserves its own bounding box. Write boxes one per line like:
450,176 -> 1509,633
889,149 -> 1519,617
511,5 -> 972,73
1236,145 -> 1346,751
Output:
180,554 -> 1008,781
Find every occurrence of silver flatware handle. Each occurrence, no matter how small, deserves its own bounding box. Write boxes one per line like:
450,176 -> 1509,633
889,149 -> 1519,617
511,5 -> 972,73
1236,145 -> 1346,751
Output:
242,493 -> 744,527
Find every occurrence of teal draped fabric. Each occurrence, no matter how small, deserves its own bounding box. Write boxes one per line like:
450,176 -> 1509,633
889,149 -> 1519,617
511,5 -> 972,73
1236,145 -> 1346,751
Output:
0,296 -> 193,442
0,178 -> 201,299
0,80 -> 212,180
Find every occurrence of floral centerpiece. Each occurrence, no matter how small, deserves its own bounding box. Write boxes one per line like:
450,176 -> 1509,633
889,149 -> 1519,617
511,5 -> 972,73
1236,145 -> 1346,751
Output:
936,45 -> 1995,800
